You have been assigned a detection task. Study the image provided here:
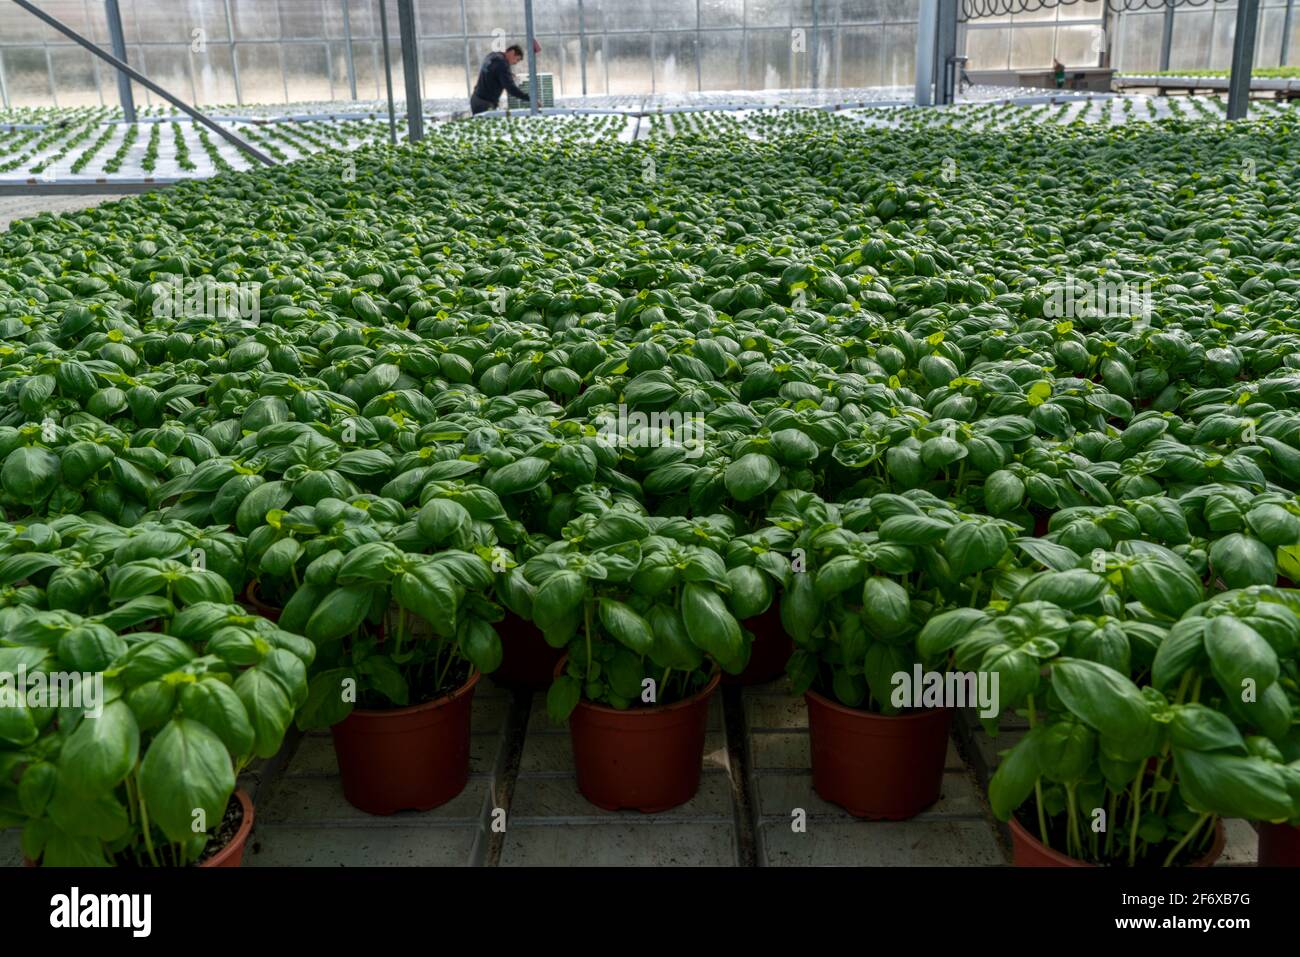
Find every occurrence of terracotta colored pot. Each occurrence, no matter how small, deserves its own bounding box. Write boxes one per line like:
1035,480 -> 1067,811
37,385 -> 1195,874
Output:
725,605 -> 794,686
1009,815 -> 1225,867
204,788 -> 256,867
241,581 -> 282,622
24,789 -> 254,867
491,611 -> 564,691
1258,822 -> 1300,866
805,690 -> 952,820
566,661 -> 720,813
329,671 -> 480,815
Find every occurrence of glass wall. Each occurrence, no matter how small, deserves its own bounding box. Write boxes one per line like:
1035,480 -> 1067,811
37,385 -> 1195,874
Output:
961,0 -> 1297,75
3,1 -> 1295,109
0,0 -> 920,108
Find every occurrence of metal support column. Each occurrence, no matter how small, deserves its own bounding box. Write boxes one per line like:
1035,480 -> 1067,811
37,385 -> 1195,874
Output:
1228,0 -> 1261,120
936,0 -> 959,105
915,0 -> 938,106
1282,0 -> 1295,67
1159,2 -> 1176,72
396,0 -> 424,140
104,0 -> 135,122
341,0 -> 358,100
12,0 -> 272,165
580,0 -> 589,95
694,0 -> 701,92
221,0 -> 243,105
810,0 -> 819,90
378,0 -> 398,142
524,0 -> 540,114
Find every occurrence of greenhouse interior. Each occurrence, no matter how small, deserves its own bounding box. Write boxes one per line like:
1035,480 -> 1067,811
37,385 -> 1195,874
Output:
2,0 -> 1300,901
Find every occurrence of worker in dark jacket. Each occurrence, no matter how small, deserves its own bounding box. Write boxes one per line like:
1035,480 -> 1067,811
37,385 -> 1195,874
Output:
471,44 -> 529,115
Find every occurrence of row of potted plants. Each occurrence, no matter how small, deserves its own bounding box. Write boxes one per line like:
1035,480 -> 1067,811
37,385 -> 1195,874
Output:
4,109 -> 1300,867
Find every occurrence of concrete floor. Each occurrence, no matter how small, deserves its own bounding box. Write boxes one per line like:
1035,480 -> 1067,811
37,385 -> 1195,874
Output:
0,194 -> 116,230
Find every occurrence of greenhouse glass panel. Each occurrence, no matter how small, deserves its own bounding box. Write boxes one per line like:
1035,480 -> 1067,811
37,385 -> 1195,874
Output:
532,1 -> 585,35
0,2 -> 57,43
349,39 -> 383,99
836,25 -> 883,86
192,44 -> 239,104
419,38 -> 466,99
465,0 -> 525,38
1115,11 -> 1162,73
1059,0 -> 1103,20
416,0 -> 463,37
49,46 -> 101,107
881,21 -> 914,85
232,0 -> 283,40
1,48 -> 51,105
1208,8 -> 1238,70
348,0 -> 379,38
701,0 -> 744,28
699,29 -> 744,90
236,43 -> 287,102
281,0 -> 329,40
1009,26 -> 1053,69
1056,24 -> 1101,67
964,28 -> 1012,71
1013,6 -> 1056,24
283,42 -> 334,101
328,40 -> 352,96
880,0 -> 916,22
605,33 -> 653,94
654,31 -> 699,93
1169,10 -> 1213,71
139,44 -> 197,104
834,0 -> 883,21
322,0 -> 349,40
748,0 -> 794,28
746,28 -> 792,89
584,34 -> 608,95
1257,8 -> 1285,67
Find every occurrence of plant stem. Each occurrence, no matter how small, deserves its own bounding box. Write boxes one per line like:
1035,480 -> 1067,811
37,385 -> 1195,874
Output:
138,782 -> 161,868
1128,768 -> 1144,867
1163,813 -> 1211,867
1026,694 -> 1049,846
584,599 -> 594,683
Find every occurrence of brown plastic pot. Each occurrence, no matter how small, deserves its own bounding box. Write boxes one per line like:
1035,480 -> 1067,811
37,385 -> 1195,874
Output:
491,611 -> 564,691
725,605 -> 794,686
241,581 -> 282,622
566,660 -> 720,813
1009,815 -> 1225,867
805,690 -> 952,820
1258,822 -> 1300,866
203,788 -> 256,867
24,789 -> 255,867
329,671 -> 480,815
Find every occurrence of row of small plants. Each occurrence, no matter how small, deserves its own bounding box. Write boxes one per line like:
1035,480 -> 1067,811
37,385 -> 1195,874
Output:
1,105 -> 1299,867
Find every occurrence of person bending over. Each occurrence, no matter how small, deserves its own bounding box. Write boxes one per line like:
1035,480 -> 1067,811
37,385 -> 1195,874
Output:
471,44 -> 529,115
